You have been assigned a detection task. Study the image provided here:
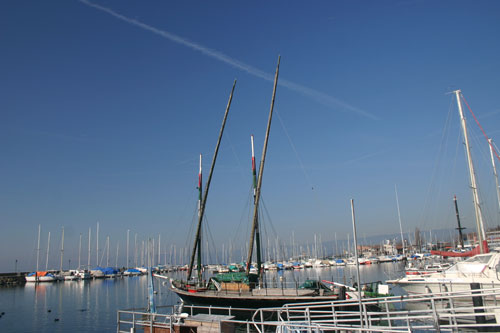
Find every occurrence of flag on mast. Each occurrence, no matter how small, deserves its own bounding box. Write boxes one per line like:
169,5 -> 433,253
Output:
198,154 -> 202,217
251,135 -> 257,202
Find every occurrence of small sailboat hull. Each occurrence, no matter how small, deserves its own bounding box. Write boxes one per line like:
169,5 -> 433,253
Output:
25,272 -> 56,282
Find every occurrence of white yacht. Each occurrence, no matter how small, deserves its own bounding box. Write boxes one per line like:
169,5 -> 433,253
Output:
76,269 -> 92,280
389,91 -> 500,297
388,252 -> 500,294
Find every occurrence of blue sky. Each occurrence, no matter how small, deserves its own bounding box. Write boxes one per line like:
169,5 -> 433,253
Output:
1,0 -> 499,272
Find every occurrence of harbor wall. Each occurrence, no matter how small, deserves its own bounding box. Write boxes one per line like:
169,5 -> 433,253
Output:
0,272 -> 27,287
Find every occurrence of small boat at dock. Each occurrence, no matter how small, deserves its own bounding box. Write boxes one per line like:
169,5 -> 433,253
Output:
25,271 -> 57,282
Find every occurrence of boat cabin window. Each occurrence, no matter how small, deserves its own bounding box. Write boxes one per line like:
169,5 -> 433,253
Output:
464,254 -> 492,264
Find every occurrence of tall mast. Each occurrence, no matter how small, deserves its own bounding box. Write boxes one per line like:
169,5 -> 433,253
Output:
314,234 -> 317,259
45,231 -> 51,271
78,233 -> 82,269
88,227 -> 91,268
198,154 -> 203,215
196,154 -> 203,280
96,222 -> 99,266
141,240 -> 144,266
158,233 -> 161,267
350,199 -> 363,327
489,138 -> 500,219
454,90 -> 486,252
126,229 -> 130,269
454,195 -> 466,248
335,232 -> 338,257
134,233 -> 138,267
246,56 -> 280,277
115,242 -> 119,268
187,80 -> 237,281
251,135 -> 257,202
147,239 -> 156,313
36,225 -> 41,274
394,184 -> 405,257
152,238 -> 155,267
59,227 -> 64,272
106,235 -> 110,267
249,134 -> 260,272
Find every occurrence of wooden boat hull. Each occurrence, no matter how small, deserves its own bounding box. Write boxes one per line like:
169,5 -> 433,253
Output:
171,287 -> 378,323
172,287 -> 351,309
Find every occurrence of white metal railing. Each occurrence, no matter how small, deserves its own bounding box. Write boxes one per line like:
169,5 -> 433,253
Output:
117,309 -> 174,333
249,286 -> 500,332
118,287 -> 500,332
117,304 -> 260,333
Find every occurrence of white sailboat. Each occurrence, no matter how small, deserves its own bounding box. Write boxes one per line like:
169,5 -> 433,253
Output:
388,90 -> 500,294
75,228 -> 92,280
26,225 -> 57,282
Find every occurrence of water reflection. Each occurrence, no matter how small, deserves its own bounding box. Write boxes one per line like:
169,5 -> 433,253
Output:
0,262 -> 406,332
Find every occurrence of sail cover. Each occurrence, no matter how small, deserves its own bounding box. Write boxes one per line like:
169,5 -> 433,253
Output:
431,240 -> 489,257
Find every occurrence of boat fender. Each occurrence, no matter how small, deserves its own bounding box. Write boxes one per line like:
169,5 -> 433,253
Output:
173,313 -> 189,324
174,313 -> 189,319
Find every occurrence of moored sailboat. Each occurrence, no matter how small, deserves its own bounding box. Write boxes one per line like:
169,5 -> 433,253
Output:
161,58 -> 380,310
388,90 -> 500,294
26,225 -> 57,282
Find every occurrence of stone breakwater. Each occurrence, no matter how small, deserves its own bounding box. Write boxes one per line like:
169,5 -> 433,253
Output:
0,272 -> 27,287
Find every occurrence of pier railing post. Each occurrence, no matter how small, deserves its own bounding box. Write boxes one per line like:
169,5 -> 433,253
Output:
306,307 -> 311,327
430,296 -> 440,331
471,283 -> 486,324
385,302 -> 392,328
260,308 -> 265,333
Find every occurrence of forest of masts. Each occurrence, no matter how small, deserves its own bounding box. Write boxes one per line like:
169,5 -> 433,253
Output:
30,220 -> 470,272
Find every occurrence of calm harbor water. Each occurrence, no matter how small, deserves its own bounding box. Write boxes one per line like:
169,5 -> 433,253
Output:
0,262 -> 406,332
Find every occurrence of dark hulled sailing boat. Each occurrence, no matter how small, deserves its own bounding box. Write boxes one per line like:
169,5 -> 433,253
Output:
160,58 -> 353,309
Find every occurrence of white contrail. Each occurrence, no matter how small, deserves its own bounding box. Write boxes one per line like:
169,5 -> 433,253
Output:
344,149 -> 388,165
79,0 -> 377,120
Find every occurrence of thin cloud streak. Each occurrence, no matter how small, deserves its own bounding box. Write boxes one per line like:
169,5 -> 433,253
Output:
79,0 -> 377,120
344,149 -> 388,165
